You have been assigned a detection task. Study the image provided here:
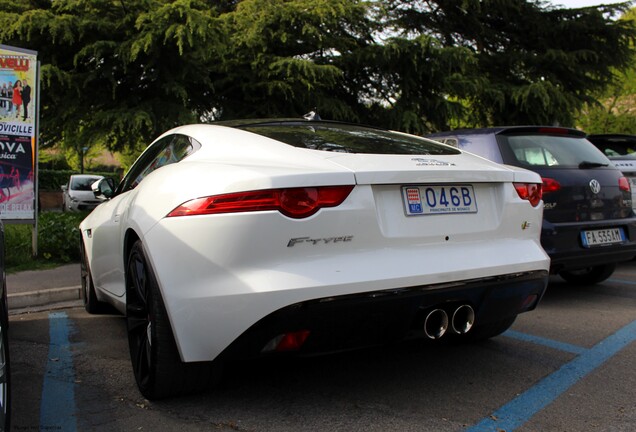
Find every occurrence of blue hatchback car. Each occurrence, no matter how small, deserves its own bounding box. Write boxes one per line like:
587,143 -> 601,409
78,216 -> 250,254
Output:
428,126 -> 636,284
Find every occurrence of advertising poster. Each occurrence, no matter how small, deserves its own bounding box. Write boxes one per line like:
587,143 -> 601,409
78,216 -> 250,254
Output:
0,45 -> 37,221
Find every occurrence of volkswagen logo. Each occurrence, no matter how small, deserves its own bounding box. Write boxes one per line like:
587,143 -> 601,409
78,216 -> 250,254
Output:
589,179 -> 601,194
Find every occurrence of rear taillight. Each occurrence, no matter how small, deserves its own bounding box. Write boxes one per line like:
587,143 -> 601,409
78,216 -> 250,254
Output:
619,176 -> 631,192
514,183 -> 543,207
541,178 -> 561,194
167,185 -> 354,219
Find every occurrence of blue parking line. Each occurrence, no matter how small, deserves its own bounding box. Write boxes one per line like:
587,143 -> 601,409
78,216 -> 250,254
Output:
607,278 -> 636,286
40,311 -> 77,432
467,320 -> 636,432
503,330 -> 586,355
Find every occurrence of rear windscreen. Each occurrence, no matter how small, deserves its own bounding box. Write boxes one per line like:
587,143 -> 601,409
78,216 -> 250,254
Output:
588,138 -> 636,158
238,123 -> 461,155
71,177 -> 101,191
498,134 -> 611,168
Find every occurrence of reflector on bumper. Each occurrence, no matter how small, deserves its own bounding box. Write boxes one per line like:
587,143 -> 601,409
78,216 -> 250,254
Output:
262,330 -> 311,353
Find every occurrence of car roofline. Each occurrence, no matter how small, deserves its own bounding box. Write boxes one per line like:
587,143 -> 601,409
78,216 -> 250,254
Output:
588,134 -> 636,143
211,118 -> 388,132
428,126 -> 585,138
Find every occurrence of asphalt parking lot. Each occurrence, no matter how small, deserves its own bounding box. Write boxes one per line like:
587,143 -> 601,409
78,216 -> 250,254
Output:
7,263 -> 636,432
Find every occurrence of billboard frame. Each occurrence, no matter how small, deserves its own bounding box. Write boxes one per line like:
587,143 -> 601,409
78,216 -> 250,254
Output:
0,44 -> 40,255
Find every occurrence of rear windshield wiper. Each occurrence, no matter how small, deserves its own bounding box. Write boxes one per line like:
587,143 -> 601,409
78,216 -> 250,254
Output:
579,161 -> 609,169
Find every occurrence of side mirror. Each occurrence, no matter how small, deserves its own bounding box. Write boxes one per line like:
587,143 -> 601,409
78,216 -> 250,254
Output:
61,184 -> 67,192
92,178 -> 117,199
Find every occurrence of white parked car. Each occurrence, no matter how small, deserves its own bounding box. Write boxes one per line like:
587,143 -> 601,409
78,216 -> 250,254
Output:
61,174 -> 104,212
80,119 -> 550,399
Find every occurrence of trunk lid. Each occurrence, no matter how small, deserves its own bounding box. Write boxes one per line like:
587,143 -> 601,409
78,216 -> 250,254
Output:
324,153 -> 515,184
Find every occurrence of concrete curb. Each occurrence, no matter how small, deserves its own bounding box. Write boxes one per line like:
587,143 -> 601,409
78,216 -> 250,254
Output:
8,285 -> 82,310
6,263 -> 82,313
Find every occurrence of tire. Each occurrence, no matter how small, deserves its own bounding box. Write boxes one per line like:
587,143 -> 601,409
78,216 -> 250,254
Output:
126,240 -> 220,400
559,263 -> 616,285
80,241 -> 107,314
465,315 -> 517,341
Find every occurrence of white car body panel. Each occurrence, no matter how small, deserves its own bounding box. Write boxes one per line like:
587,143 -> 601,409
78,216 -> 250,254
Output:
80,123 -> 550,363
88,192 -> 135,298
141,187 -> 545,361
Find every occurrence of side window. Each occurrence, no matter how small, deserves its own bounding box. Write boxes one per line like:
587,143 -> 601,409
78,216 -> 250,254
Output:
603,148 -> 621,157
118,134 -> 201,193
170,134 -> 200,161
460,135 -> 505,164
442,138 -> 459,148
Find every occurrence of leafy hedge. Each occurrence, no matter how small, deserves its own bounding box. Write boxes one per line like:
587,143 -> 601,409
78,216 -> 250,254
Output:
4,211 -> 87,270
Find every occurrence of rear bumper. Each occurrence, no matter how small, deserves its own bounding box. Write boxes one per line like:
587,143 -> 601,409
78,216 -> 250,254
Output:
220,270 -> 549,360
145,207 -> 549,363
542,218 -> 636,273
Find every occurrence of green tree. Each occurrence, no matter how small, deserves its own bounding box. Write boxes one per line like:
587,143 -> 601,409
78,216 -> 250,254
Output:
330,35 -> 478,134
0,0 -> 374,152
213,0 -> 374,120
577,7 -> 636,134
0,0 -> 634,155
0,0 -> 230,153
382,0 -> 636,130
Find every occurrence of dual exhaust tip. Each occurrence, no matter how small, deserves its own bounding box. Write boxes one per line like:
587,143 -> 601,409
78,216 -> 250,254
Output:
423,304 -> 475,340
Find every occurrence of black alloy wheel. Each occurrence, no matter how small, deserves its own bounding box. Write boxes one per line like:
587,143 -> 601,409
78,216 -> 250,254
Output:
126,241 -> 156,396
126,240 -> 219,399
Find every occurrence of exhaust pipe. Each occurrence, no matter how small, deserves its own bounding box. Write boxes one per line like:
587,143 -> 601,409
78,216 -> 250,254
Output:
451,304 -> 475,335
424,309 -> 449,339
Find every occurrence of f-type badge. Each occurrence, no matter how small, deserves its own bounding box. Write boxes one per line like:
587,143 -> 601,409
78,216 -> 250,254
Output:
589,179 -> 601,194
411,158 -> 455,167
288,236 -> 354,247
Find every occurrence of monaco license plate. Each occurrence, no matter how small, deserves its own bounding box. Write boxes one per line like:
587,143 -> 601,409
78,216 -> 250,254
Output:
581,228 -> 626,248
402,185 -> 477,216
